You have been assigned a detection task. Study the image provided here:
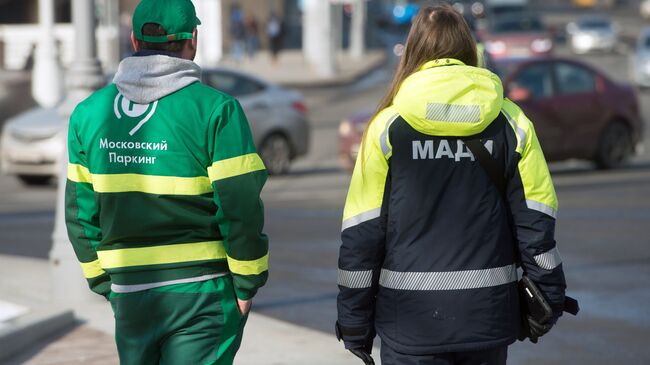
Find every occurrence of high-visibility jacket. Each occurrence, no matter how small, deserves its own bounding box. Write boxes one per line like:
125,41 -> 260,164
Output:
337,58 -> 566,354
65,54 -> 269,301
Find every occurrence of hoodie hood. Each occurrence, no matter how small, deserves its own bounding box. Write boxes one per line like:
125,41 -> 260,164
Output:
113,54 -> 201,104
393,59 -> 504,137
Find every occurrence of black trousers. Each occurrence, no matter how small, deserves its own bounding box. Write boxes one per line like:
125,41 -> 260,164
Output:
380,344 -> 508,365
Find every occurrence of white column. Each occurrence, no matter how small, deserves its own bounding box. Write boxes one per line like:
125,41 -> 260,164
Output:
349,0 -> 366,60
192,0 -> 223,67
31,0 -> 63,108
50,0 -> 105,305
303,0 -> 336,77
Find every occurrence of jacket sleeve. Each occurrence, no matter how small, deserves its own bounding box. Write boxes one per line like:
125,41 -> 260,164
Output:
65,106 -> 111,299
503,100 -> 566,317
207,99 -> 269,301
337,110 -> 393,349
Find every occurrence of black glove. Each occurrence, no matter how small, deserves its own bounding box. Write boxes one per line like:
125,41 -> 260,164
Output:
336,321 -> 375,364
518,315 -> 553,343
349,349 -> 375,365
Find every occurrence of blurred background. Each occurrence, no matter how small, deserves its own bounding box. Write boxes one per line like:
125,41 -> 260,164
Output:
0,0 -> 648,364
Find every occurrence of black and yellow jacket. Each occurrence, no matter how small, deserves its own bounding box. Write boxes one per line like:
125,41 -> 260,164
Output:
337,59 -> 566,354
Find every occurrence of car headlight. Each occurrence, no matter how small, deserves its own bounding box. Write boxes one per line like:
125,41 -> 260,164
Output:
531,38 -> 552,53
485,41 -> 507,55
339,120 -> 352,137
574,34 -> 593,47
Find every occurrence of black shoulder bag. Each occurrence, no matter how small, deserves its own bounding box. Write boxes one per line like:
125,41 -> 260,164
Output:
463,139 -> 579,340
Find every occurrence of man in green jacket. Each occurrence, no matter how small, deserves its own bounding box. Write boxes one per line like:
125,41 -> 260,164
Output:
64,0 -> 269,363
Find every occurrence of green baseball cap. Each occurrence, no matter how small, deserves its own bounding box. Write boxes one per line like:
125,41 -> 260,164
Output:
133,0 -> 201,43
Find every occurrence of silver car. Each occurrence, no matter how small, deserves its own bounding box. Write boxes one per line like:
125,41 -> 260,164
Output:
0,68 -> 310,184
567,16 -> 618,54
631,27 -> 650,88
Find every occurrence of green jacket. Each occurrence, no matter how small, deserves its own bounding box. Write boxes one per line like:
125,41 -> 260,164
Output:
65,53 -> 268,301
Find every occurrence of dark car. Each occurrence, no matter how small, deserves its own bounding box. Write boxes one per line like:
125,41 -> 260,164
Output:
338,57 -> 643,171
497,57 -> 643,168
481,14 -> 554,59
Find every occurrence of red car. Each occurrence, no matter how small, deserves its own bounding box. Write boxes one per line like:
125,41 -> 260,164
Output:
338,57 -> 643,170
481,14 -> 554,59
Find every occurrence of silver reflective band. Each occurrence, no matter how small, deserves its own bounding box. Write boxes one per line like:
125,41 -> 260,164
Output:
502,109 -> 526,151
526,199 -> 557,219
338,269 -> 373,289
426,103 -> 481,124
379,264 -> 517,291
534,247 -> 562,270
380,113 -> 399,157
342,208 -> 381,232
111,273 -> 227,293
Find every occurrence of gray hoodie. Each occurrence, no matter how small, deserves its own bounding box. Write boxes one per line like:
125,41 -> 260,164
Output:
113,54 -> 201,104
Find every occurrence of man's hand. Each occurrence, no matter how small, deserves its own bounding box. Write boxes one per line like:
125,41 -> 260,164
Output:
237,298 -> 252,316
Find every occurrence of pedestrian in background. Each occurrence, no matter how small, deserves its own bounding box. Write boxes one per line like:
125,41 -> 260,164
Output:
244,14 -> 260,60
266,12 -> 284,64
230,4 -> 246,62
64,0 -> 269,364
336,4 -> 566,365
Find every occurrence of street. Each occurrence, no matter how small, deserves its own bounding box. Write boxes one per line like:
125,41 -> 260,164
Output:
2,18 -> 650,365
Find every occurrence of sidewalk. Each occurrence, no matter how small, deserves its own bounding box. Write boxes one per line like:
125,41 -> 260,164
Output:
0,254 -> 378,364
218,49 -> 387,88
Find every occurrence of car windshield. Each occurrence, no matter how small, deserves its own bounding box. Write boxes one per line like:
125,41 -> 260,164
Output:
494,61 -> 520,79
579,19 -> 611,30
490,17 -> 544,33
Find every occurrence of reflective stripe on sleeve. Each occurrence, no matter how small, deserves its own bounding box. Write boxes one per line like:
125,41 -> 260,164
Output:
379,113 -> 399,157
426,103 -> 481,124
534,247 -> 562,270
227,254 -> 269,276
208,153 -> 265,182
79,259 -> 105,279
379,264 -> 517,291
341,208 -> 381,232
502,109 -> 527,152
526,199 -> 558,219
97,241 -> 226,269
337,269 -> 373,289
68,164 -> 92,184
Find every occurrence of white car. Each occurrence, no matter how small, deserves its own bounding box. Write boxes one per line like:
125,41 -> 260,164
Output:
567,16 -> 619,54
0,68 -> 310,185
630,27 -> 650,88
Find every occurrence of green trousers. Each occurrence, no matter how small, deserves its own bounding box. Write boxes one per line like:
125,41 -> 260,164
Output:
109,275 -> 247,365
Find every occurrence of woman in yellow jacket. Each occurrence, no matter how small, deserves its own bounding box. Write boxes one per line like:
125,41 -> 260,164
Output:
336,5 -> 566,365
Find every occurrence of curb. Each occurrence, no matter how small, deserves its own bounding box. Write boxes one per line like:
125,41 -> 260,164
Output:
0,309 -> 76,362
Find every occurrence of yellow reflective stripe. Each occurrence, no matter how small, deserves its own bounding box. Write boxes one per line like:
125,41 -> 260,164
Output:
97,241 -> 226,269
208,153 -> 265,182
79,259 -> 105,279
68,164 -> 92,184
92,174 -> 212,195
227,254 -> 269,276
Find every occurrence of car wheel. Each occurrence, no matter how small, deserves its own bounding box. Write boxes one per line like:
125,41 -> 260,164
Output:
594,122 -> 632,170
17,175 -> 52,186
260,133 -> 292,175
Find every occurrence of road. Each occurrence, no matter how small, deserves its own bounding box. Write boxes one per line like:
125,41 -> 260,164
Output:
2,28 -> 650,365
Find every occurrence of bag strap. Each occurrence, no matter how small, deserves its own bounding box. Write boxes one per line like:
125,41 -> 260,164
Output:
465,138 -> 580,317
464,139 -> 506,198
